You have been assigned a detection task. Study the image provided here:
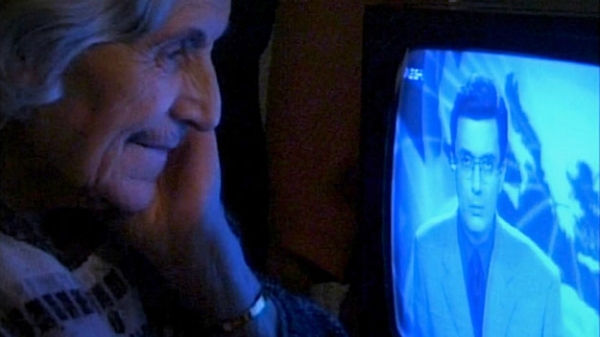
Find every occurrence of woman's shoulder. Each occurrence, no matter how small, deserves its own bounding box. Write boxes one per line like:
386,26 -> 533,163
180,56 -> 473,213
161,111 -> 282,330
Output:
0,230 -> 150,336
0,233 -> 107,336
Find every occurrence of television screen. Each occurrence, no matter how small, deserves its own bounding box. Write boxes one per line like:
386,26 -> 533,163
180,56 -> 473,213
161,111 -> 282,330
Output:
354,6 -> 600,337
391,49 -> 599,336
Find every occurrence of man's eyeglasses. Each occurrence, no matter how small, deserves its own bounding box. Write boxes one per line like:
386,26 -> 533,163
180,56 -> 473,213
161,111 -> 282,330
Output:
454,154 -> 499,178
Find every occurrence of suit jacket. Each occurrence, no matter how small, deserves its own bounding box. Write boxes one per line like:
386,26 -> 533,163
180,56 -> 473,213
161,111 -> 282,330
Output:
409,212 -> 563,337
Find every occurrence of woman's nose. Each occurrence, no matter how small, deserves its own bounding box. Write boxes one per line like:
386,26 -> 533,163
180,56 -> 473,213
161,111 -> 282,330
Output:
170,55 -> 221,131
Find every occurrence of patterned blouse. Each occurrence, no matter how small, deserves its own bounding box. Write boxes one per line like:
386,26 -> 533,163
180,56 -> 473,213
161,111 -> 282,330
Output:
0,202 -> 348,336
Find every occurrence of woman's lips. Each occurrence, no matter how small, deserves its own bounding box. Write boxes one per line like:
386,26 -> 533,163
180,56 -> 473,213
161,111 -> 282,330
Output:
127,128 -> 185,151
130,141 -> 174,151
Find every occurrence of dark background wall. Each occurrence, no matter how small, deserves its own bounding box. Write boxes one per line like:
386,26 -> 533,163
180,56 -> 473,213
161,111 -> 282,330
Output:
266,0 -> 363,289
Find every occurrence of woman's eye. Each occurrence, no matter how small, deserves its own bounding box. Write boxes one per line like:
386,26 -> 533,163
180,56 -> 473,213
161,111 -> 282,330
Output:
164,34 -> 207,60
165,41 -> 189,60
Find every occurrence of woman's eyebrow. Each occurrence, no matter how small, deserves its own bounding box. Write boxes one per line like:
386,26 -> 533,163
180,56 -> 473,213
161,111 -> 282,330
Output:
155,20 -> 230,47
142,28 -> 200,50
163,28 -> 208,45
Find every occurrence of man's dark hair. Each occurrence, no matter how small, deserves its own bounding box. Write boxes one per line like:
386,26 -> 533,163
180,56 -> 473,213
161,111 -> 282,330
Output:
450,75 -> 508,162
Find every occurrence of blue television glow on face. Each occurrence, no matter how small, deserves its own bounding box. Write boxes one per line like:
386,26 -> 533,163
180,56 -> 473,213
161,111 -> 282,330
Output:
391,49 -> 599,337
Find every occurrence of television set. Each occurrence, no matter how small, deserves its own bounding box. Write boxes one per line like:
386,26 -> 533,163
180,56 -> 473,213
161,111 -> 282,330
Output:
353,3 -> 599,337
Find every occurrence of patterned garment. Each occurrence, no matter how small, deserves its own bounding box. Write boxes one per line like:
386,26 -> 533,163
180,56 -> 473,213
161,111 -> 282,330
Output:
0,203 -> 348,336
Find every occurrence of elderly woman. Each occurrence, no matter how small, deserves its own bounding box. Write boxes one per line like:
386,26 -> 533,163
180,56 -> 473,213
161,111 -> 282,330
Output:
0,0 -> 347,336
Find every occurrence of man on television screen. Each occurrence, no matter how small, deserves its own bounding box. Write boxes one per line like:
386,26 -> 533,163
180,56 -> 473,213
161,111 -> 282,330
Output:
409,75 -> 563,337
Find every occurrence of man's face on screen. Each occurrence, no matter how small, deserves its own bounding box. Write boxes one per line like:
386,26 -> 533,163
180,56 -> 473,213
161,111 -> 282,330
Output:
454,117 -> 505,239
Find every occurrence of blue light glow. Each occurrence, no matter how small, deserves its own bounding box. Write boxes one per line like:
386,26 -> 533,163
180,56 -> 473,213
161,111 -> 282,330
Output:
392,49 -> 599,337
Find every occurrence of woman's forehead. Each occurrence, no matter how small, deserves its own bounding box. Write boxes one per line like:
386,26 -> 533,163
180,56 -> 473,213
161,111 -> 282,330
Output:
150,0 -> 230,42
174,0 -> 230,12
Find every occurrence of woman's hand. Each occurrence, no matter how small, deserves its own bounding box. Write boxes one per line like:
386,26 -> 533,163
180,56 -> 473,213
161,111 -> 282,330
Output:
118,130 -> 272,332
123,130 -> 225,267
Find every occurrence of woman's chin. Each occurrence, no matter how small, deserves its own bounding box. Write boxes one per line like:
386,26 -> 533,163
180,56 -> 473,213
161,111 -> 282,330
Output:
100,180 -> 157,214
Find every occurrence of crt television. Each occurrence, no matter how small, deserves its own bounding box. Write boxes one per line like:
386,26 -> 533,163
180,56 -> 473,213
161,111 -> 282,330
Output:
355,3 -> 599,337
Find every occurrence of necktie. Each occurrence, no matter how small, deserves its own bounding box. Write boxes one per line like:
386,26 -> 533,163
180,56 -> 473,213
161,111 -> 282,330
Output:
468,249 -> 485,337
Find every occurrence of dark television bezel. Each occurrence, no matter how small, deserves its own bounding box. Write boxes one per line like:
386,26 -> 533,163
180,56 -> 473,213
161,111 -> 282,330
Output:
355,5 -> 599,337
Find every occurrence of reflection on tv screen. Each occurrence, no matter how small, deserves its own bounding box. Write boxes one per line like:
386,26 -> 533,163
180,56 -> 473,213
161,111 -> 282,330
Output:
392,49 -> 599,337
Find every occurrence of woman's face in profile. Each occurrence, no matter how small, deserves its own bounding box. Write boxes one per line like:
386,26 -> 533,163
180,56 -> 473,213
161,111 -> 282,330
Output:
26,0 -> 230,212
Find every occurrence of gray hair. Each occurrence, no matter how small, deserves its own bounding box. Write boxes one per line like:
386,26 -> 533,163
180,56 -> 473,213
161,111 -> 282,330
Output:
0,0 -> 176,124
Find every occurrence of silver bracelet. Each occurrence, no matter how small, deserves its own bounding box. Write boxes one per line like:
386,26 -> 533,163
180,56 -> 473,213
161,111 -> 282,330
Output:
220,291 -> 267,333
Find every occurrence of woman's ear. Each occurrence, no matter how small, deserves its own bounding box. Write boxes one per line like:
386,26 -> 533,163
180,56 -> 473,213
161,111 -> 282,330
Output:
2,60 -> 64,122
19,65 -> 64,108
